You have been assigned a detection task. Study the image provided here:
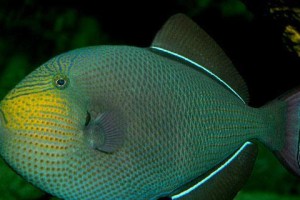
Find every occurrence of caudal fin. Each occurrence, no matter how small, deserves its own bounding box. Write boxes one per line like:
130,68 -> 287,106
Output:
275,89 -> 300,177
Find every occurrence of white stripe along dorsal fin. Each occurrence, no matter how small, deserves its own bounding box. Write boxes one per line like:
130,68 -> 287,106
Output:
151,46 -> 246,104
151,13 -> 248,104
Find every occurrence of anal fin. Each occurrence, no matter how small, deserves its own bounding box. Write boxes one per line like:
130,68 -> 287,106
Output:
159,141 -> 258,200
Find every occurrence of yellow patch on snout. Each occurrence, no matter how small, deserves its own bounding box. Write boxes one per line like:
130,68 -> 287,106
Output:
0,91 -> 75,133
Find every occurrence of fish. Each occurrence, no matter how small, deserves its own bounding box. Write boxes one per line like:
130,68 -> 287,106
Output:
0,13 -> 299,200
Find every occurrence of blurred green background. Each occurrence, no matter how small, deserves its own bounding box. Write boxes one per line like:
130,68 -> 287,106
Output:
0,0 -> 300,199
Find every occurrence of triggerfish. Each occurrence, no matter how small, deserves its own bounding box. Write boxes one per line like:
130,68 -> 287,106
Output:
0,14 -> 299,200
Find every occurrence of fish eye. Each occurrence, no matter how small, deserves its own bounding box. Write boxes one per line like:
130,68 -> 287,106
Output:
53,74 -> 69,89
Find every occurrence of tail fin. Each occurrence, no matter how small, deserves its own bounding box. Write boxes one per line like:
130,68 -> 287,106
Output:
274,89 -> 300,177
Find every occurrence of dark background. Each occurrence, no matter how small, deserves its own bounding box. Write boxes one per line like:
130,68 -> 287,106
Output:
0,0 -> 300,199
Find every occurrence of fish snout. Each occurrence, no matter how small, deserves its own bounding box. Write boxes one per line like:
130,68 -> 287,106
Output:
0,107 -> 9,154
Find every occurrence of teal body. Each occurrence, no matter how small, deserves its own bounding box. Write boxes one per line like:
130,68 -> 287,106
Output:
1,14 -> 298,200
68,46 -> 267,199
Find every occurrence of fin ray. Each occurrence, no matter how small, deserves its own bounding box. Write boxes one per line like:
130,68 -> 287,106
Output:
84,111 -> 125,153
274,90 -> 300,177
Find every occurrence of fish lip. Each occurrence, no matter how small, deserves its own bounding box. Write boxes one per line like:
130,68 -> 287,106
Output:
0,107 -> 7,149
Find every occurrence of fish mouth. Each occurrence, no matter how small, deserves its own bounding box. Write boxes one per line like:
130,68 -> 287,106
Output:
0,108 -> 6,152
0,107 -> 8,142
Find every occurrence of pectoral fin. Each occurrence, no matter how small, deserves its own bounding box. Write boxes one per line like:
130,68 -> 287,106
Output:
159,141 -> 258,200
84,111 -> 125,153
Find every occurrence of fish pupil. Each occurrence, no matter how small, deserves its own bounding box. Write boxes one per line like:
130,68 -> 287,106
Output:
56,79 -> 65,86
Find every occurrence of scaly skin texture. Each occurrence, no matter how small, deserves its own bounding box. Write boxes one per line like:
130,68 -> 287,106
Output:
0,45 -> 283,200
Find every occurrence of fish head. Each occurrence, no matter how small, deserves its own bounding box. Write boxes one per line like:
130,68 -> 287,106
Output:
0,54 -> 89,196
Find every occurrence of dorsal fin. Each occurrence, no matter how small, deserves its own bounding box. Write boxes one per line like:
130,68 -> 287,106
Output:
151,13 -> 249,103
